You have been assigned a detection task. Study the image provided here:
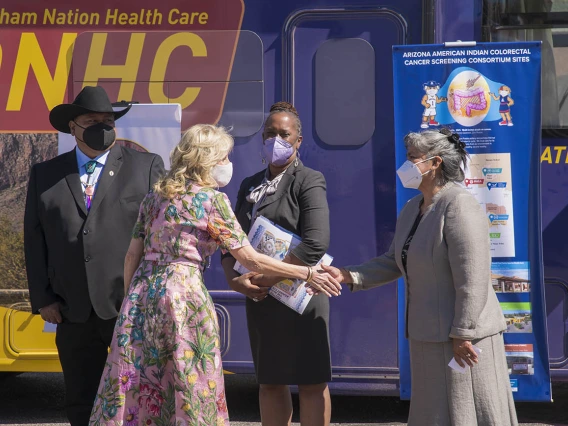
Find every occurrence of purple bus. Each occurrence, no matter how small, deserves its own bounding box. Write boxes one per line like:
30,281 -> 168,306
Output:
204,0 -> 568,394
0,0 -> 565,394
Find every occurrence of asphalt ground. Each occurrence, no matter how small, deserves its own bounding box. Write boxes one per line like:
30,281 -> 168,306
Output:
0,373 -> 566,425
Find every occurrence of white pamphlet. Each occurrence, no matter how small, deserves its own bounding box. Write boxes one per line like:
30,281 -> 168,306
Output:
448,345 -> 482,373
43,322 -> 57,333
234,216 -> 333,314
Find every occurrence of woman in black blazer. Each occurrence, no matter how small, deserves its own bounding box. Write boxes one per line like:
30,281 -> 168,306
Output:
222,102 -> 333,426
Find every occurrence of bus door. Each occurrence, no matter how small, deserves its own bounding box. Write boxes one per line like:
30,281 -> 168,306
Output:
282,8 -> 409,393
0,304 -> 60,371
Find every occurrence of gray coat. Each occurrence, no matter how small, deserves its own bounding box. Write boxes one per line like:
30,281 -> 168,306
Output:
346,182 -> 506,342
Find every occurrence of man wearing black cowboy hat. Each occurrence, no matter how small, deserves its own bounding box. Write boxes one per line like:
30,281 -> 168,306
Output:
24,86 -> 165,426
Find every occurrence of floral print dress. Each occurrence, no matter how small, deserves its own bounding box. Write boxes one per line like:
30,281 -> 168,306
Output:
90,185 -> 249,426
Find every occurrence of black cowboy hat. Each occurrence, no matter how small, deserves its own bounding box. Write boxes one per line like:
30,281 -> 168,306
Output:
49,86 -> 131,133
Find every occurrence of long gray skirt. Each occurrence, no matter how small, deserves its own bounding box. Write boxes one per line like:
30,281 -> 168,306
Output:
408,333 -> 518,426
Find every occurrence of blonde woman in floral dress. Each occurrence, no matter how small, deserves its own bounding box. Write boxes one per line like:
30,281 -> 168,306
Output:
89,124 -> 341,426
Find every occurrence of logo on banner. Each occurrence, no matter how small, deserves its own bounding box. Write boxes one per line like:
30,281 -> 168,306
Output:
448,71 -> 490,126
417,67 -> 517,130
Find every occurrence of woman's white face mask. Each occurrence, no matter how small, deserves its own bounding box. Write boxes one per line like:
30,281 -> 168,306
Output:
396,157 -> 435,189
211,162 -> 233,187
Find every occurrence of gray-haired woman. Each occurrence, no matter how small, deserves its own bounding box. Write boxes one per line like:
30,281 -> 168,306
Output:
322,128 -> 518,426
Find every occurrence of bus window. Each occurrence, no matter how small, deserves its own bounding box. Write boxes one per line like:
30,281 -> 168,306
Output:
216,30 -> 265,137
482,0 -> 568,129
72,30 -> 264,138
314,38 -> 376,146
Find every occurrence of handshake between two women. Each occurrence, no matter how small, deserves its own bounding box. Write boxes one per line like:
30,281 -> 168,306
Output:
232,263 -> 348,302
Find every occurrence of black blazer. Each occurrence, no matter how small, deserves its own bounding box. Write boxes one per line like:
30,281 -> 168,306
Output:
24,144 -> 164,322
231,160 -> 330,265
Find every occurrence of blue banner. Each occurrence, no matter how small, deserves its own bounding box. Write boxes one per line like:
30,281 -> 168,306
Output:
392,42 -> 550,402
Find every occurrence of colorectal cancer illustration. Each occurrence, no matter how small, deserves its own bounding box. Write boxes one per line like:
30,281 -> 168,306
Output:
448,70 -> 491,126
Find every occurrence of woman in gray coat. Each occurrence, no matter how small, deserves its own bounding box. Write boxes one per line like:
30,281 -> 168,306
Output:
322,128 -> 518,426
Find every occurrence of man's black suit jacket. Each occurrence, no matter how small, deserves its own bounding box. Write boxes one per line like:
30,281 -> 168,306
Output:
24,144 -> 165,322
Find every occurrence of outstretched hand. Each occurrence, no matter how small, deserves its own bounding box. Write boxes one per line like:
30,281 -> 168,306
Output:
321,265 -> 345,282
306,265 -> 350,296
302,265 -> 343,297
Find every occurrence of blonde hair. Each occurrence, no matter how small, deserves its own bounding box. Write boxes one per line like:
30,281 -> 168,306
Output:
154,124 -> 234,199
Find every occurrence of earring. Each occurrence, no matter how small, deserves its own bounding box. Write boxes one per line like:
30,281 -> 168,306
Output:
260,152 -> 266,164
294,157 -> 299,167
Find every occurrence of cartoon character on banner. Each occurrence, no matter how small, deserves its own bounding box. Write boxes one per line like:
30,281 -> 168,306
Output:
489,86 -> 514,126
420,81 -> 447,129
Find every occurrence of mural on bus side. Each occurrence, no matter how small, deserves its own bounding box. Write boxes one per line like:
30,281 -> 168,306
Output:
0,0 -> 244,309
